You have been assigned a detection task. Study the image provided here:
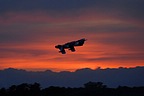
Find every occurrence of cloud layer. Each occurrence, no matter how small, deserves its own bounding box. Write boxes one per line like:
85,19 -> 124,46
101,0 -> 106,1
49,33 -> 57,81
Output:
0,67 -> 144,88
0,0 -> 144,71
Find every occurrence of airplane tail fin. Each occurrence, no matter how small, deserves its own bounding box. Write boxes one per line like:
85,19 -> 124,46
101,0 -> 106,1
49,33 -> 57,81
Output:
82,38 -> 87,41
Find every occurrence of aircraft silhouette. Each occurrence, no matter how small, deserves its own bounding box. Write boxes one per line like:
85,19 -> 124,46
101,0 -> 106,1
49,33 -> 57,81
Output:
55,38 -> 87,54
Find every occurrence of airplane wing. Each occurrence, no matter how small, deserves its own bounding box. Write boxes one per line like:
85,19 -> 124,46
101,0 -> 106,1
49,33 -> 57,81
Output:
59,46 -> 66,54
59,49 -> 66,54
69,46 -> 75,52
55,45 -> 66,54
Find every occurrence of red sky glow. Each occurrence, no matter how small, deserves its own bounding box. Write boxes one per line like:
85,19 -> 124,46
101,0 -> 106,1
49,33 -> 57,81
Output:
0,0 -> 144,72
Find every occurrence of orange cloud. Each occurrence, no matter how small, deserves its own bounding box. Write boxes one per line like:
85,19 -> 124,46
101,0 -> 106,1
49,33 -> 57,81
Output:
0,10 -> 144,72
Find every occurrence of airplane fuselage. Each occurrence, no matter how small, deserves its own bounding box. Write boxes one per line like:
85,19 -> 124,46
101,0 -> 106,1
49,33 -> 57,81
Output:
55,38 -> 86,54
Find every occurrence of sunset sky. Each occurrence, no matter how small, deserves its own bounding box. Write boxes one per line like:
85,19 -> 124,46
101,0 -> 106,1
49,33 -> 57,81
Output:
0,0 -> 144,72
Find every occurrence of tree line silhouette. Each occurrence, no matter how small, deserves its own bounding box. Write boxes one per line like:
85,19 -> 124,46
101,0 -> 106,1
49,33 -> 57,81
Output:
0,82 -> 144,96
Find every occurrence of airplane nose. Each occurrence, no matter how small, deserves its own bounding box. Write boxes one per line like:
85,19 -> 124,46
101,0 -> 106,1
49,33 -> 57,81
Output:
55,45 -> 61,48
55,45 -> 58,48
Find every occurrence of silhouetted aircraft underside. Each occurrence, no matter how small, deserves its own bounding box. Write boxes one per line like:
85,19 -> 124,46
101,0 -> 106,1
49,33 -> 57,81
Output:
55,38 -> 87,54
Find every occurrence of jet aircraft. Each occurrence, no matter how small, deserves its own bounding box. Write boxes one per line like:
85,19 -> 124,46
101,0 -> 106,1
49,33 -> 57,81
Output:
55,38 -> 87,54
